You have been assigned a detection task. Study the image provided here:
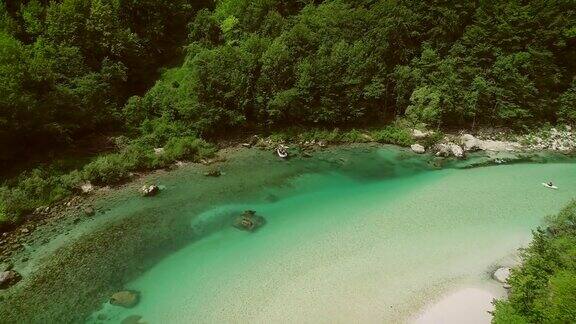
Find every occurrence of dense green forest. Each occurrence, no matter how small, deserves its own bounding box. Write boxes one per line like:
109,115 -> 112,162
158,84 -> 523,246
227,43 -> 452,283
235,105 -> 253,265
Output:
1,1 -> 576,221
0,0 -> 211,165
493,200 -> 576,323
126,0 -> 576,136
2,0 -> 576,166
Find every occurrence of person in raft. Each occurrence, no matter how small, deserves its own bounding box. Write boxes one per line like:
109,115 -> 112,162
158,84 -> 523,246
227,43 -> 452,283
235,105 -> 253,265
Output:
547,181 -> 554,187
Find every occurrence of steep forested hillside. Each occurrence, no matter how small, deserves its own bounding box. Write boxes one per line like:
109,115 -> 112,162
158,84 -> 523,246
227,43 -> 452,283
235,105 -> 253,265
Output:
127,0 -> 576,138
0,0 -> 211,166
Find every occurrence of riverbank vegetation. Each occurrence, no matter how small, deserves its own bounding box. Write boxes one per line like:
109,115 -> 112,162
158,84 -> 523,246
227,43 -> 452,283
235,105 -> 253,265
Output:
493,201 -> 576,323
1,0 -> 576,228
0,136 -> 215,226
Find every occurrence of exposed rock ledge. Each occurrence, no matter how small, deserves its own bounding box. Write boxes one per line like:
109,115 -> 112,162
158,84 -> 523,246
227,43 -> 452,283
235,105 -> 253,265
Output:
461,134 -> 521,152
411,126 -> 576,158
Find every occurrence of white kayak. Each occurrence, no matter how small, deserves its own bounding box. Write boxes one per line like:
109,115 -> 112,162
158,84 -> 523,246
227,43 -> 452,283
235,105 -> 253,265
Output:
542,183 -> 558,190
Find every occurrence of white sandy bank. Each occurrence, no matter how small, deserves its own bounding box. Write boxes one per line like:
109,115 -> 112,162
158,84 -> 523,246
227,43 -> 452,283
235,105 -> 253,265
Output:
413,284 -> 506,324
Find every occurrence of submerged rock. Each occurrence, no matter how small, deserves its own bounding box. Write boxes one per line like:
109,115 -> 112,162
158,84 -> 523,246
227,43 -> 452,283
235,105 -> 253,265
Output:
493,267 -> 511,284
233,210 -> 265,232
140,185 -> 159,197
0,270 -> 21,289
110,290 -> 140,308
411,144 -> 426,154
83,206 -> 95,216
204,170 -> 222,177
121,315 -> 144,324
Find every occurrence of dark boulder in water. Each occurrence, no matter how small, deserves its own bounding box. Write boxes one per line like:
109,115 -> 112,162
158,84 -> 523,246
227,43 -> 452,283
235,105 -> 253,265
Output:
204,170 -> 222,177
140,185 -> 159,197
110,290 -> 140,308
234,210 -> 265,232
84,206 -> 95,216
0,270 -> 21,289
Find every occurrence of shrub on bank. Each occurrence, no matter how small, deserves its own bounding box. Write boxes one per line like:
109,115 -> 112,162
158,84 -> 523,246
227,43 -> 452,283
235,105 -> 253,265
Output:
82,154 -> 133,185
420,131 -> 444,148
162,136 -> 217,162
268,125 -> 415,146
370,125 -> 413,146
493,201 -> 576,323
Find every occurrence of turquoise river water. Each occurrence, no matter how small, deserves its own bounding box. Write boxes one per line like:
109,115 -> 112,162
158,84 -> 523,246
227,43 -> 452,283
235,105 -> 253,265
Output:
82,147 -> 576,323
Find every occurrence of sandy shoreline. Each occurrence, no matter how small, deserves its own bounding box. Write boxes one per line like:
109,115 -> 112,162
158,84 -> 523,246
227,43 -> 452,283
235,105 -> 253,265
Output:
412,283 -> 506,324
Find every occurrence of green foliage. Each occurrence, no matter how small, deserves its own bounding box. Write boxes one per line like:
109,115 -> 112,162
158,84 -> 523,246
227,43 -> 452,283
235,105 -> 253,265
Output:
493,201 -> 576,323
0,134 -> 215,228
0,169 -> 73,228
491,302 -> 527,324
162,137 -> 216,162
266,124 -> 413,146
370,125 -> 413,146
420,131 -> 445,149
132,0 -> 576,138
0,198 -> 7,225
0,0 -> 210,168
83,152 -> 135,185
558,80 -> 576,124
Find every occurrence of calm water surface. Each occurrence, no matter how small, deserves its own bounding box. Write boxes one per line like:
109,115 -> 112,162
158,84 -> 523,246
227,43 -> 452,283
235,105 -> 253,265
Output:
86,148 -> 576,323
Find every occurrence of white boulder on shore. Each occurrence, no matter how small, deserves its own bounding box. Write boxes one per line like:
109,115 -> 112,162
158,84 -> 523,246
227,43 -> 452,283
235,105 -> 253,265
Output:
411,144 -> 426,154
412,129 -> 433,139
461,134 -> 481,151
460,134 -> 520,152
434,142 -> 464,158
80,182 -> 94,194
493,267 -> 511,284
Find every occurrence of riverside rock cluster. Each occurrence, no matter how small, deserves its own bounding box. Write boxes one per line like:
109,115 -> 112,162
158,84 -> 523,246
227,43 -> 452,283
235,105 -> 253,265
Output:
140,185 -> 160,197
520,127 -> 576,152
410,126 -> 576,158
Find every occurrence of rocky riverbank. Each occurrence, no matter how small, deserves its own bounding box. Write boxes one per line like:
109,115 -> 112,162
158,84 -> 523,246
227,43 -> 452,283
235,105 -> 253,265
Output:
409,126 -> 576,158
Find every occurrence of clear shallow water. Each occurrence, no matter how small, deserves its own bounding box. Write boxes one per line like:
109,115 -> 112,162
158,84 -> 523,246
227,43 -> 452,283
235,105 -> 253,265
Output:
87,149 -> 576,323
